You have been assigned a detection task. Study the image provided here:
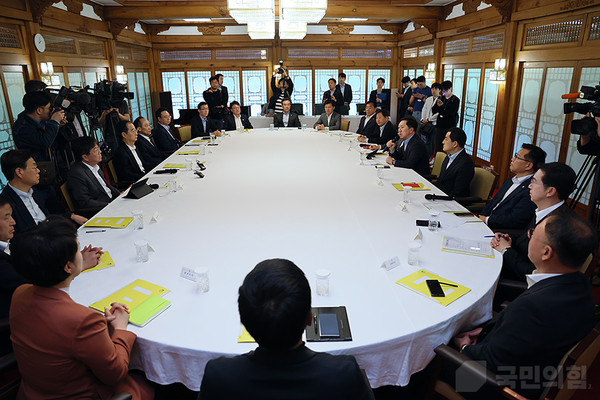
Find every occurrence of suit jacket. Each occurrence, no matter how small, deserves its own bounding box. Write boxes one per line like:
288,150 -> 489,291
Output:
191,115 -> 222,139
273,112 -> 301,128
112,143 -> 145,183
10,284 -> 148,400
12,113 -> 60,162
152,124 -> 181,155
369,89 -> 391,111
398,87 -> 413,118
432,95 -> 460,131
480,176 -> 536,230
502,203 -> 574,281
313,112 -> 342,130
66,161 -> 119,211
356,115 -> 378,139
0,251 -> 26,320
368,121 -> 397,145
135,135 -> 164,171
463,272 -> 596,399
0,185 -> 58,234
322,88 -> 344,108
390,134 -> 430,176
336,83 -> 352,104
199,343 -> 374,400
223,114 -> 253,131
436,150 -> 474,197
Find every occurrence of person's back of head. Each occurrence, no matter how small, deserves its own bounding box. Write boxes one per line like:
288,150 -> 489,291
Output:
238,258 -> 311,351
10,217 -> 78,287
1,150 -> 33,182
24,80 -> 47,93
22,91 -> 51,115
538,162 -> 576,201
540,214 -> 597,270
401,76 -> 411,84
71,136 -> 98,162
416,76 -> 426,84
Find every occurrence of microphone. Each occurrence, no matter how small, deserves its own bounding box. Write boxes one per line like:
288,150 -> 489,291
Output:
367,137 -> 400,159
425,194 -> 454,201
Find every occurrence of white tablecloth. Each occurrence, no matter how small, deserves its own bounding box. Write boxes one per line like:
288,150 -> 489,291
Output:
71,129 -> 501,390
249,116 -> 363,132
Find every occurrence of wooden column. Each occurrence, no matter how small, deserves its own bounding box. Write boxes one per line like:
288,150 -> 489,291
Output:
433,37 -> 443,83
106,38 -> 117,81
24,21 -> 42,80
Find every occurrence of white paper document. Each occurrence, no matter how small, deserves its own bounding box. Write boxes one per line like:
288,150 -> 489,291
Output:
441,236 -> 494,258
423,201 -> 466,212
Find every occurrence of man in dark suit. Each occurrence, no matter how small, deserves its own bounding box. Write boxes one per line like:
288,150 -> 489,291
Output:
322,78 -> 344,110
67,137 -> 119,213
0,196 -> 25,320
216,73 -> 229,107
112,121 -> 145,184
203,75 -> 227,120
365,109 -> 397,145
491,162 -> 577,281
452,214 -> 596,400
432,80 -> 461,154
436,128 -> 474,198
133,116 -> 164,171
199,258 -> 375,400
273,99 -> 301,128
396,76 -> 412,118
479,144 -> 546,231
0,150 -> 86,233
314,101 -> 342,131
152,107 -> 181,156
191,102 -> 222,139
223,101 -> 253,131
369,77 -> 391,111
336,72 -> 352,107
386,116 -> 430,176
356,101 -> 378,141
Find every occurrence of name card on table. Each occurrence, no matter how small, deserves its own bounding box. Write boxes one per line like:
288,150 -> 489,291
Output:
381,256 -> 401,271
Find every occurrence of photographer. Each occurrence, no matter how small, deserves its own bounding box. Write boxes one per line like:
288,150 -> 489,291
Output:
268,67 -> 294,116
97,99 -> 130,149
12,92 -> 65,163
576,115 -> 600,154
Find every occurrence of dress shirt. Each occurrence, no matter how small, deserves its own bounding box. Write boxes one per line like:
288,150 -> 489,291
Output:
526,272 -> 562,289
139,134 -> 154,146
379,125 -> 385,137
401,133 -> 414,151
283,112 -> 290,127
82,162 -> 113,199
234,115 -> 244,130
159,123 -> 177,141
492,174 -> 534,211
421,96 -> 438,124
200,117 -> 208,133
339,84 -> 346,97
535,201 -> 565,224
446,148 -> 464,168
73,117 -> 85,137
0,241 -> 8,254
8,184 -> 46,224
364,113 -> 375,126
126,144 -> 146,173
327,113 -> 332,125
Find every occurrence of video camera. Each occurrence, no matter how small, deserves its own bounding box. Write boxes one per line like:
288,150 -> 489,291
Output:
46,85 -> 93,123
563,83 -> 600,136
91,80 -> 134,113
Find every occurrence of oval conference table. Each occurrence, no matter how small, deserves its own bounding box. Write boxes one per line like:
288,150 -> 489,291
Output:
71,128 -> 502,391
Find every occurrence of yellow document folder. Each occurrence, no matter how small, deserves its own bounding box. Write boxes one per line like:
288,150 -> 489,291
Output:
90,280 -> 171,327
163,163 -> 187,169
392,183 -> 431,191
85,217 -> 133,229
82,251 -> 115,273
177,150 -> 201,155
396,269 -> 470,306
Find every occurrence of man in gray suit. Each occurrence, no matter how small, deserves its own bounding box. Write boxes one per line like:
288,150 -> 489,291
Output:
67,136 -> 119,213
314,100 -> 341,130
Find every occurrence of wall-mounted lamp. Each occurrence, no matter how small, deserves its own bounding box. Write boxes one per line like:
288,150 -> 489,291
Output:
490,58 -> 507,84
425,63 -> 436,80
116,65 -> 127,83
40,62 -> 53,75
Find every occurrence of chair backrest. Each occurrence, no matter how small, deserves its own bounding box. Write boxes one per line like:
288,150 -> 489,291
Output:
60,183 -> 74,212
108,160 -> 118,184
546,321 -> 600,400
315,103 -> 325,115
341,119 -> 350,132
580,253 -> 594,275
178,125 -> 192,142
337,104 -> 349,115
431,152 -> 446,177
291,103 -> 304,115
356,103 -> 366,115
469,167 -> 497,201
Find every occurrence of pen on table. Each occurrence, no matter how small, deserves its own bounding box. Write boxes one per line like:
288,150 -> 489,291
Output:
484,234 -> 507,238
314,315 -> 318,334
85,230 -> 106,233
439,281 -> 458,287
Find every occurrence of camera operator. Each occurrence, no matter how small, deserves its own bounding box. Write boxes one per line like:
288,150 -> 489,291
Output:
97,99 -> 130,150
576,115 -> 600,154
12,92 -> 65,163
267,65 -> 293,117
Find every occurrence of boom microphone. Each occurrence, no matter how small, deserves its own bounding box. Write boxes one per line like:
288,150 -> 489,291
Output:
425,194 -> 454,201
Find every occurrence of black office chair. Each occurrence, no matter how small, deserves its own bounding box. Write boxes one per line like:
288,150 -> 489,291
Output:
337,104 -> 349,115
314,103 -> 325,115
241,105 -> 251,116
356,103 -> 367,115
291,103 -> 304,115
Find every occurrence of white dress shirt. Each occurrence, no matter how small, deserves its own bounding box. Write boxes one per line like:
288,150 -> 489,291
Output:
446,149 -> 464,168
234,115 -> 244,130
159,123 -> 178,141
0,241 -> 9,255
283,112 -> 290,127
491,174 -> 534,212
526,271 -> 562,289
126,144 -> 146,173
421,96 -> 438,124
8,184 -> 46,224
139,134 -> 155,147
83,162 -> 113,199
327,113 -> 332,126
535,201 -> 564,224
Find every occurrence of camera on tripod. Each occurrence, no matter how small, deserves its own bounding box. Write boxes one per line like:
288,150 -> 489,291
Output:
563,83 -> 600,136
46,86 -> 93,123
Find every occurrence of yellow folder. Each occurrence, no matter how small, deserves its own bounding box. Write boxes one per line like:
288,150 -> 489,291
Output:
82,251 -> 115,273
163,163 -> 187,169
176,150 -> 201,155
85,217 -> 133,229
396,269 -> 471,306
90,279 -> 171,327
392,183 -> 431,191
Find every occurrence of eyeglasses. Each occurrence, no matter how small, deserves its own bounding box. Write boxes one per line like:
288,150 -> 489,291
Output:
513,153 -> 530,163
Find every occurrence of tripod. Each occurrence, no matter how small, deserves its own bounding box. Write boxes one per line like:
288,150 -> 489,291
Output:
569,154 -> 600,227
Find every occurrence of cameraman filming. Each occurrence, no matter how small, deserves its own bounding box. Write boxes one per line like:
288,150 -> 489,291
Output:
576,115 -> 600,154
97,99 -> 130,149
12,91 -> 65,163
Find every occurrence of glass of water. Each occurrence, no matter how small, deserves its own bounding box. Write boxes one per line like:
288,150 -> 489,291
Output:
428,210 -> 440,231
376,165 -> 385,186
403,186 -> 412,204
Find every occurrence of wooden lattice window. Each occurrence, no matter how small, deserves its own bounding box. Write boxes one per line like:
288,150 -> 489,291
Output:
44,34 -> 76,54
287,48 -> 338,59
160,50 -> 211,61
419,44 -> 434,57
589,16 -> 600,40
215,49 -> 267,59
445,38 -> 469,55
0,25 -> 21,49
472,32 -> 504,52
341,49 -> 391,59
524,19 -> 583,46
403,47 -> 418,58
